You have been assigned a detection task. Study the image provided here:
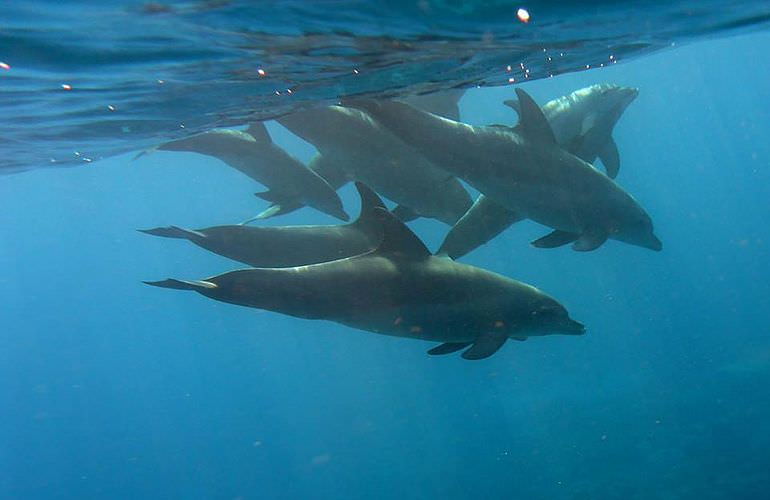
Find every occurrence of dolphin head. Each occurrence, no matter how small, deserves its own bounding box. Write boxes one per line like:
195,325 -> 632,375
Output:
309,188 -> 350,221
577,84 -> 639,123
611,205 -> 663,251
523,295 -> 586,336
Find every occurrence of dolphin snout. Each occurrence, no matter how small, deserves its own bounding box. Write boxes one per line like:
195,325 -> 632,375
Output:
564,319 -> 586,335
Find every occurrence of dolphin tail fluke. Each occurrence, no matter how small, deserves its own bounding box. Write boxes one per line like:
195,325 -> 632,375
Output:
461,331 -> 507,360
599,138 -> 620,179
143,279 -> 217,291
137,226 -> 205,240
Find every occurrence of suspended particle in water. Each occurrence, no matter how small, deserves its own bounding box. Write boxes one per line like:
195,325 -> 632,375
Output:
0,62 -> 10,70
257,68 -> 266,77
517,8 -> 530,23
62,84 -> 72,90
107,105 -> 116,111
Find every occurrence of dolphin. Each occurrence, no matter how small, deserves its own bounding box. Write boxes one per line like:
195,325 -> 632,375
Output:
344,89 -> 661,253
145,207 -> 584,360
276,106 -> 472,226
504,84 -> 638,179
139,183 -> 384,268
153,122 -> 349,221
441,84 -> 640,259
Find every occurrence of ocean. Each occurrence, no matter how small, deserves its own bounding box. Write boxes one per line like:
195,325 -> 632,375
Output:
1,2 -> 769,499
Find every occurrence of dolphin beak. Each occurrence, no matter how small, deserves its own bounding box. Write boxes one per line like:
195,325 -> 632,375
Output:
563,319 -> 586,335
645,234 -> 663,252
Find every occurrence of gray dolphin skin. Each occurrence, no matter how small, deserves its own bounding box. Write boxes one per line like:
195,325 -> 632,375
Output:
345,89 -> 661,253
154,122 -> 349,221
276,106 -> 472,225
441,84 -> 639,259
139,183 -> 384,268
145,207 -> 584,360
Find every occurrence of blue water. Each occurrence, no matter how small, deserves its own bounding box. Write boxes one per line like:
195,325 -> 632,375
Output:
2,8 -> 770,500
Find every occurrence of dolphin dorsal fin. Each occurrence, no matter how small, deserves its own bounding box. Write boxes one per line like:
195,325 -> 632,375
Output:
352,182 -> 386,225
514,89 -> 557,145
503,99 -> 521,117
372,207 -> 431,259
246,122 -> 272,143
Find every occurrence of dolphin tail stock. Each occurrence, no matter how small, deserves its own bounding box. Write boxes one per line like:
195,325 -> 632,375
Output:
137,226 -> 206,240
143,279 -> 218,291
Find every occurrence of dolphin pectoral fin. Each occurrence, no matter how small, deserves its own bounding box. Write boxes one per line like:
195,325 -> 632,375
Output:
531,230 -> 580,249
245,122 -> 271,143
462,332 -> 507,360
514,89 -> 557,145
503,99 -> 521,117
371,208 -> 431,259
572,230 -> 609,252
438,195 -> 523,260
599,138 -> 620,179
391,205 -> 420,222
427,342 -> 471,355
143,279 -> 217,291
254,190 -> 286,203
138,226 -> 206,240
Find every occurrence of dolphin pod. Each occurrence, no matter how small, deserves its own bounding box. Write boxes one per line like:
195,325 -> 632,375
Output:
139,183 -> 384,268
344,88 -> 661,253
440,84 -> 640,259
141,83 -> 661,360
146,205 -> 584,360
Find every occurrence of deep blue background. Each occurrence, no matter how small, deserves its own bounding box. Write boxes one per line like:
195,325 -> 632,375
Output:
2,34 -> 769,499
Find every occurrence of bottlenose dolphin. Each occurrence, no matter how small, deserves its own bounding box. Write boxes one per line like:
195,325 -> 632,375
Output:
139,183 -> 383,268
441,84 -> 639,259
146,207 -> 584,360
345,89 -> 661,253
504,84 -> 638,179
152,122 -> 349,221
276,106 -> 472,225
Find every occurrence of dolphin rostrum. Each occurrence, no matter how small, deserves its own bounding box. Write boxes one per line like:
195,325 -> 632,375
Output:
146,207 -> 584,360
139,183 -> 384,268
345,89 -> 661,253
152,122 -> 349,221
441,84 -> 640,259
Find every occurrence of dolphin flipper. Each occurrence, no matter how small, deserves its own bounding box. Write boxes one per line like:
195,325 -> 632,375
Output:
462,332 -> 508,360
427,342 -> 471,355
599,138 -> 620,179
439,195 -> 524,259
138,226 -> 206,240
143,279 -> 217,291
531,229 -> 580,249
572,230 -> 609,252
